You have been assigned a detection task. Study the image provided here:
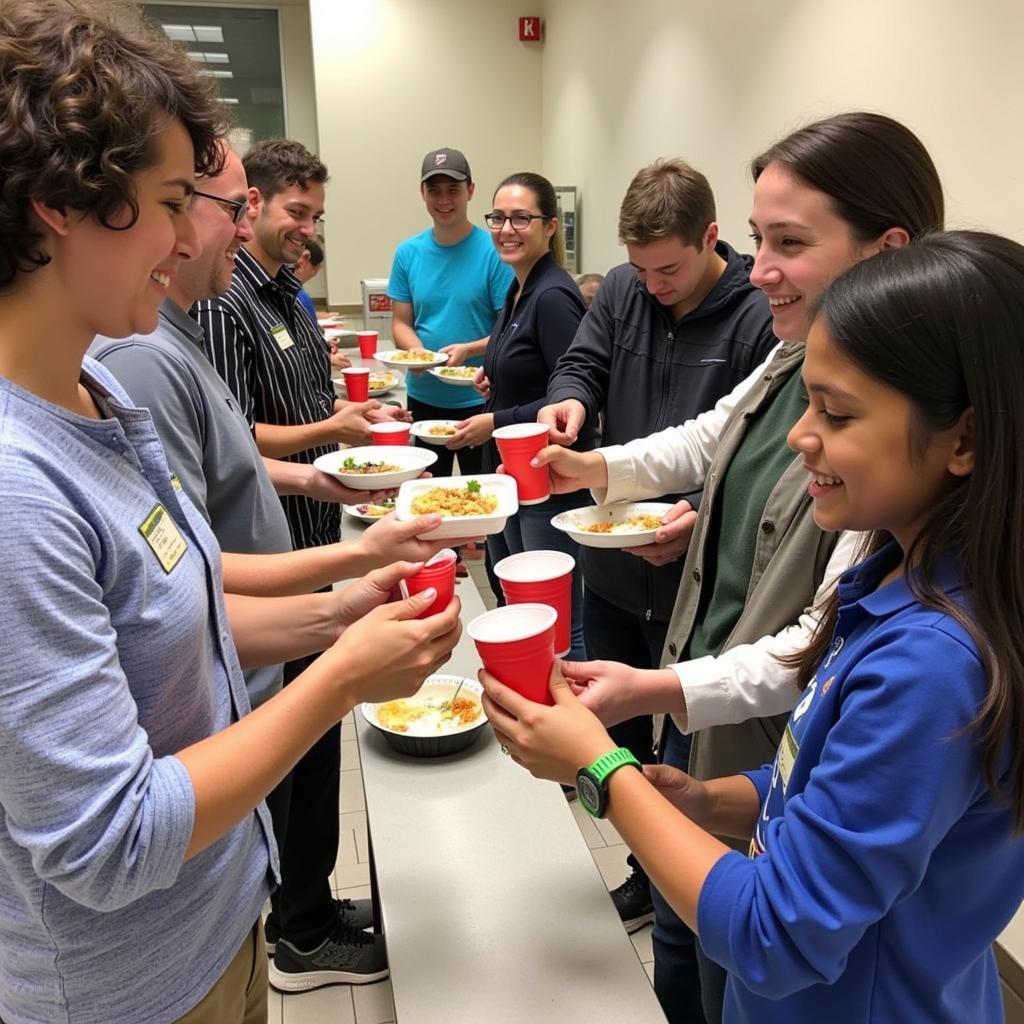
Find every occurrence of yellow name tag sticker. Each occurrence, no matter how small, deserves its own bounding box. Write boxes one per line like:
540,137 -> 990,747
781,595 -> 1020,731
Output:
270,324 -> 295,351
777,723 -> 799,793
139,504 -> 187,574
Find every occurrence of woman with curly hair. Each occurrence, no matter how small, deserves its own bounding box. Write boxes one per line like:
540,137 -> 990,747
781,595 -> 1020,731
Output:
0,3 -> 460,1021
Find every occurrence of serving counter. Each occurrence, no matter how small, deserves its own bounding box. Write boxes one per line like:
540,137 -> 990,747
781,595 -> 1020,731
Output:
353,574 -> 665,1023
338,437 -> 664,1021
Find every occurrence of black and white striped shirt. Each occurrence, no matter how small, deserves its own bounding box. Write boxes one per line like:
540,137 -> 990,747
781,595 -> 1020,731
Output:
193,245 -> 338,551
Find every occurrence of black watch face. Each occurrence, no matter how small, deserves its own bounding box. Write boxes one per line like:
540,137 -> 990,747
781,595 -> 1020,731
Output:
576,772 -> 603,816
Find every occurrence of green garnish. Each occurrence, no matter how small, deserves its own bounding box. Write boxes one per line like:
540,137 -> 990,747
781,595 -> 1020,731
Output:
340,456 -> 401,474
466,479 -> 481,494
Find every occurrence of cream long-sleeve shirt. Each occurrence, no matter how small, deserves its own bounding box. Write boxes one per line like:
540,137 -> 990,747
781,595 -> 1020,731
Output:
591,344 -> 866,733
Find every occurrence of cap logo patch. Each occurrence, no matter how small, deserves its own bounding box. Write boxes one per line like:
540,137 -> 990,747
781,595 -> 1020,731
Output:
436,154 -> 447,166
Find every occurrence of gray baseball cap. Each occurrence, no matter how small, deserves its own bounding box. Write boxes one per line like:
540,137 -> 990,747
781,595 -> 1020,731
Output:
420,148 -> 471,183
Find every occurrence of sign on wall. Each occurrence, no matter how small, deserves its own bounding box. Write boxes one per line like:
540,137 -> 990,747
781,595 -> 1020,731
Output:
518,16 -> 542,41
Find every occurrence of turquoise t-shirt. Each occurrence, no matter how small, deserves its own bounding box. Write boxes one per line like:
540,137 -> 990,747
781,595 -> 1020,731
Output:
388,225 -> 512,408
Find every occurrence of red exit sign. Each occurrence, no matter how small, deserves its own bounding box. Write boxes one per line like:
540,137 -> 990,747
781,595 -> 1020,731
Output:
518,16 -> 542,41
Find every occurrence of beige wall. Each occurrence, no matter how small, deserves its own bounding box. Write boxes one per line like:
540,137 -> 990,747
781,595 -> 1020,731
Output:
309,0 -> 544,306
156,1 -> 1024,302
541,0 -> 1024,275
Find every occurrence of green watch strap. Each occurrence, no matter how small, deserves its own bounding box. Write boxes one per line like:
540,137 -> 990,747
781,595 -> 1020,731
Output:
587,747 -> 641,785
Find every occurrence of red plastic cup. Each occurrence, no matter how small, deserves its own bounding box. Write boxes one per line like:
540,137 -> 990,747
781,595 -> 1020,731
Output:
357,331 -> 378,358
341,366 -> 370,401
401,549 -> 457,618
370,421 -> 411,446
494,550 -> 574,657
467,604 -> 557,705
493,423 -> 550,505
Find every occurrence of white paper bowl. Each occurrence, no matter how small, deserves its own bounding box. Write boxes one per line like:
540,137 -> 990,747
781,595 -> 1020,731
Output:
373,349 -> 449,370
428,366 -> 478,386
324,327 -> 357,345
410,420 -> 460,446
395,473 -> 519,538
550,502 -> 675,549
368,370 -> 400,396
314,446 -> 436,490
343,499 -> 396,522
331,370 -> 400,398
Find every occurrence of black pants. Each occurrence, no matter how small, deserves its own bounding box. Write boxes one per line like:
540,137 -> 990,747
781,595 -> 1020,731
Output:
582,588 -> 705,1024
407,396 -> 486,478
651,719 -> 706,1024
582,588 -> 664,766
266,646 -> 341,950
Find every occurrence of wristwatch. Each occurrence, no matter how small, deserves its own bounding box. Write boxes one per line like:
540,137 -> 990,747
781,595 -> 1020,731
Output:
576,747 -> 641,818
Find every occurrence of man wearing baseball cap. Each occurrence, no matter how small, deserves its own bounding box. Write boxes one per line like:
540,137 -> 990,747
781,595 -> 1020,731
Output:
389,147 -> 512,483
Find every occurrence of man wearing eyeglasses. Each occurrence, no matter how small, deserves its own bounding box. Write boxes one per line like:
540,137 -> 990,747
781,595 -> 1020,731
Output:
184,138 -> 410,992
388,147 -> 513,480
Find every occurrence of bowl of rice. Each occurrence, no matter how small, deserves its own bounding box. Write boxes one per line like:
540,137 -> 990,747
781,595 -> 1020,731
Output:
550,502 -> 674,548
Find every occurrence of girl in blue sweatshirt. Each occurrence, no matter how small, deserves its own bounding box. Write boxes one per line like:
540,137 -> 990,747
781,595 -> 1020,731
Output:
482,230 -> 1024,1023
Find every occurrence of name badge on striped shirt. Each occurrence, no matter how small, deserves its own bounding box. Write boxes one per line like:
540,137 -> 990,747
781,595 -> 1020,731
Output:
138,504 -> 187,573
270,323 -> 295,351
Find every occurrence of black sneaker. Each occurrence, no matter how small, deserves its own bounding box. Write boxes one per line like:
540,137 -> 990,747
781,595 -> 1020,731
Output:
264,897 -> 374,956
610,868 -> 654,933
269,919 -> 389,991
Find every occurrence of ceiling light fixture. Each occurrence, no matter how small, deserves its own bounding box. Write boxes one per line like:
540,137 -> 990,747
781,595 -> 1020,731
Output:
193,25 -> 224,43
161,24 -> 194,41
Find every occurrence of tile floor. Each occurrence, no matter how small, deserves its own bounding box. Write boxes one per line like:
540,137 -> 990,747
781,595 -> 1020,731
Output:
271,563 -> 654,1023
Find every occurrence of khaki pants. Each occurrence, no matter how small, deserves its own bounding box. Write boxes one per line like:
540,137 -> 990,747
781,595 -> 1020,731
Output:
173,921 -> 268,1024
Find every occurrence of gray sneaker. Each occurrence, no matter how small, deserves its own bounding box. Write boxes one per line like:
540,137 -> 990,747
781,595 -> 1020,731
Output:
269,920 -> 389,991
264,897 -> 374,956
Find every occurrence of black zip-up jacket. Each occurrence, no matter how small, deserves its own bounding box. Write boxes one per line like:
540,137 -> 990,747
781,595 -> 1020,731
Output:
546,240 -> 777,622
481,253 -> 598,469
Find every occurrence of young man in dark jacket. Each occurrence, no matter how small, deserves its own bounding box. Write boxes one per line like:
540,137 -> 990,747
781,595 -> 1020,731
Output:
539,159 -> 776,1024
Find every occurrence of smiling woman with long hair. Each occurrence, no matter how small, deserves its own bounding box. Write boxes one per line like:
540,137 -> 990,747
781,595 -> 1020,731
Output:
447,171 -> 597,659
512,112 -> 945,1022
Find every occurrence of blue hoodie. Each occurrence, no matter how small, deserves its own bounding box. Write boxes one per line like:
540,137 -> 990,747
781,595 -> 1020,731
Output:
697,542 -> 1024,1023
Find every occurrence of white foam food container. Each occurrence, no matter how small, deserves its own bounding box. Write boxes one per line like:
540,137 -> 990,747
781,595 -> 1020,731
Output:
395,473 -> 519,538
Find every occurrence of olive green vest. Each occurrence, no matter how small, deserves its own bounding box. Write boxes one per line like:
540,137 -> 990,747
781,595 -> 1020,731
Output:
662,344 -> 839,806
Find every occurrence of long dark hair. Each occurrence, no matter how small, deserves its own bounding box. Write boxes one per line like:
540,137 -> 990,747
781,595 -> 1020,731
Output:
752,112 -> 944,241
761,112 -> 945,692
493,172 -> 564,267
789,231 -> 1024,828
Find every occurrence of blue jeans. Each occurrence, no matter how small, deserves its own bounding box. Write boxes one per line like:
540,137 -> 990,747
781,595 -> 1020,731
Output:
486,491 -> 589,662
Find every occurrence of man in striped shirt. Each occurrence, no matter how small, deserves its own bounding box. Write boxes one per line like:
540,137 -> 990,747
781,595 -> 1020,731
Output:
194,138 -> 390,991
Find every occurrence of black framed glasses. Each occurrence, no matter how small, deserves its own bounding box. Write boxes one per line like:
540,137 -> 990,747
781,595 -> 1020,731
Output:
484,212 -> 549,231
191,189 -> 248,224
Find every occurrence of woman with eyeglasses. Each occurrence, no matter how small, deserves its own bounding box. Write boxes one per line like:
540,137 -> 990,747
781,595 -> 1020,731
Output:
447,172 -> 595,659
